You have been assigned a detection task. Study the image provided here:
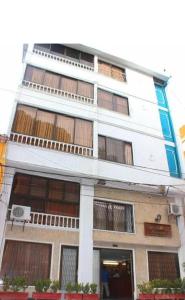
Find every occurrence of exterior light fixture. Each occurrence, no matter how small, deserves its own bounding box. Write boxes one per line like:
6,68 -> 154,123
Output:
155,214 -> 161,223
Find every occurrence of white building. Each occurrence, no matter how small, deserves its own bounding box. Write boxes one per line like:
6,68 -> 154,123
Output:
0,44 -> 185,299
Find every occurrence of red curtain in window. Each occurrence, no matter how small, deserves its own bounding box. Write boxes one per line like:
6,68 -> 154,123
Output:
0,241 -> 51,284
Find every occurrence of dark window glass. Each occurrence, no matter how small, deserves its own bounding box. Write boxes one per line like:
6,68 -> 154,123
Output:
50,44 -> 65,55
65,47 -> 80,60
34,44 -> 51,51
94,200 -> 133,232
80,52 -> 94,66
0,240 -> 51,285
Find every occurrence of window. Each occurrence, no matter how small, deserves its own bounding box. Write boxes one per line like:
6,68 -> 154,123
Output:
24,65 -> 94,98
34,44 -> 94,67
60,247 -> 78,289
155,84 -> 167,108
98,60 -> 126,82
10,173 -> 80,217
98,89 -> 129,115
98,136 -> 133,165
12,104 -> 93,148
94,200 -> 134,232
159,110 -> 174,142
148,251 -> 180,280
0,240 -> 51,284
165,145 -> 180,178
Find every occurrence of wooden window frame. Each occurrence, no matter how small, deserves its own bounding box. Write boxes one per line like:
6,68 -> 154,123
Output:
98,135 -> 133,165
98,88 -> 129,115
24,65 -> 94,98
34,44 -> 94,66
13,104 -> 93,148
0,240 -> 52,285
93,200 -> 134,232
10,173 -> 80,217
98,60 -> 126,82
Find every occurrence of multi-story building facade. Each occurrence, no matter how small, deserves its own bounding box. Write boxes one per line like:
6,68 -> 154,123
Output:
0,44 -> 185,299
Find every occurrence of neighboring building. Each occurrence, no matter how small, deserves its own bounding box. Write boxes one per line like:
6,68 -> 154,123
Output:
0,44 -> 185,299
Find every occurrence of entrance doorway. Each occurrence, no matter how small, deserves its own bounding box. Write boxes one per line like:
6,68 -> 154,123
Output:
100,249 -> 134,300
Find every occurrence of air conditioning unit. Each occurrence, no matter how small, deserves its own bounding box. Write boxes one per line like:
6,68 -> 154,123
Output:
168,204 -> 181,216
10,205 -> 31,221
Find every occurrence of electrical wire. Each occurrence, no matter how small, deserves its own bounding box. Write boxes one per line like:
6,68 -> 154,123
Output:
0,85 -> 183,139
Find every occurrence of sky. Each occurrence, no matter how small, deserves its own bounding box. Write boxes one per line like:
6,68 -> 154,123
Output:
0,0 -> 185,134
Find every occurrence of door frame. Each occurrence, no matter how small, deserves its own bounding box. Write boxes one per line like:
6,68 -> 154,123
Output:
94,246 -> 136,300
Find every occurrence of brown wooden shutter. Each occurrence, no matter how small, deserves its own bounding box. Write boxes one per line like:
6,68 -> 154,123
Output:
148,251 -> 180,280
125,143 -> 133,165
0,241 -> 51,284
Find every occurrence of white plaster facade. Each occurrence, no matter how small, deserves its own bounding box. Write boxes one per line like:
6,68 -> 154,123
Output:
0,44 -> 185,298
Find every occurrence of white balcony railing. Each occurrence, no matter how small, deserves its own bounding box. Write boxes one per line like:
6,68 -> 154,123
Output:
22,80 -> 94,105
7,209 -> 79,230
32,48 -> 94,72
10,132 -> 94,157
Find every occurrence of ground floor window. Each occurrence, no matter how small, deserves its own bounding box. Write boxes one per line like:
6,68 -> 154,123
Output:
148,251 -> 180,280
0,240 -> 51,284
60,246 -> 78,289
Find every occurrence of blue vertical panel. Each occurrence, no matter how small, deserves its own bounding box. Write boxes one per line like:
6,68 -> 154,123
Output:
165,145 -> 180,178
155,85 -> 167,108
159,110 -> 174,142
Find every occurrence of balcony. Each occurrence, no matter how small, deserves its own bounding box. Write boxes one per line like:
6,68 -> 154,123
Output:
10,132 -> 93,157
32,47 -> 94,72
22,80 -> 95,105
7,208 -> 79,230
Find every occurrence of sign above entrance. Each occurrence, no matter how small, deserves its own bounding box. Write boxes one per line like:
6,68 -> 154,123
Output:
144,222 -> 172,237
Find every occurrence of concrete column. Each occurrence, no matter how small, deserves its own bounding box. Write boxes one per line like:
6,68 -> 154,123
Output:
93,120 -> 98,159
176,197 -> 185,278
0,167 -> 15,265
78,182 -> 94,284
94,55 -> 98,73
